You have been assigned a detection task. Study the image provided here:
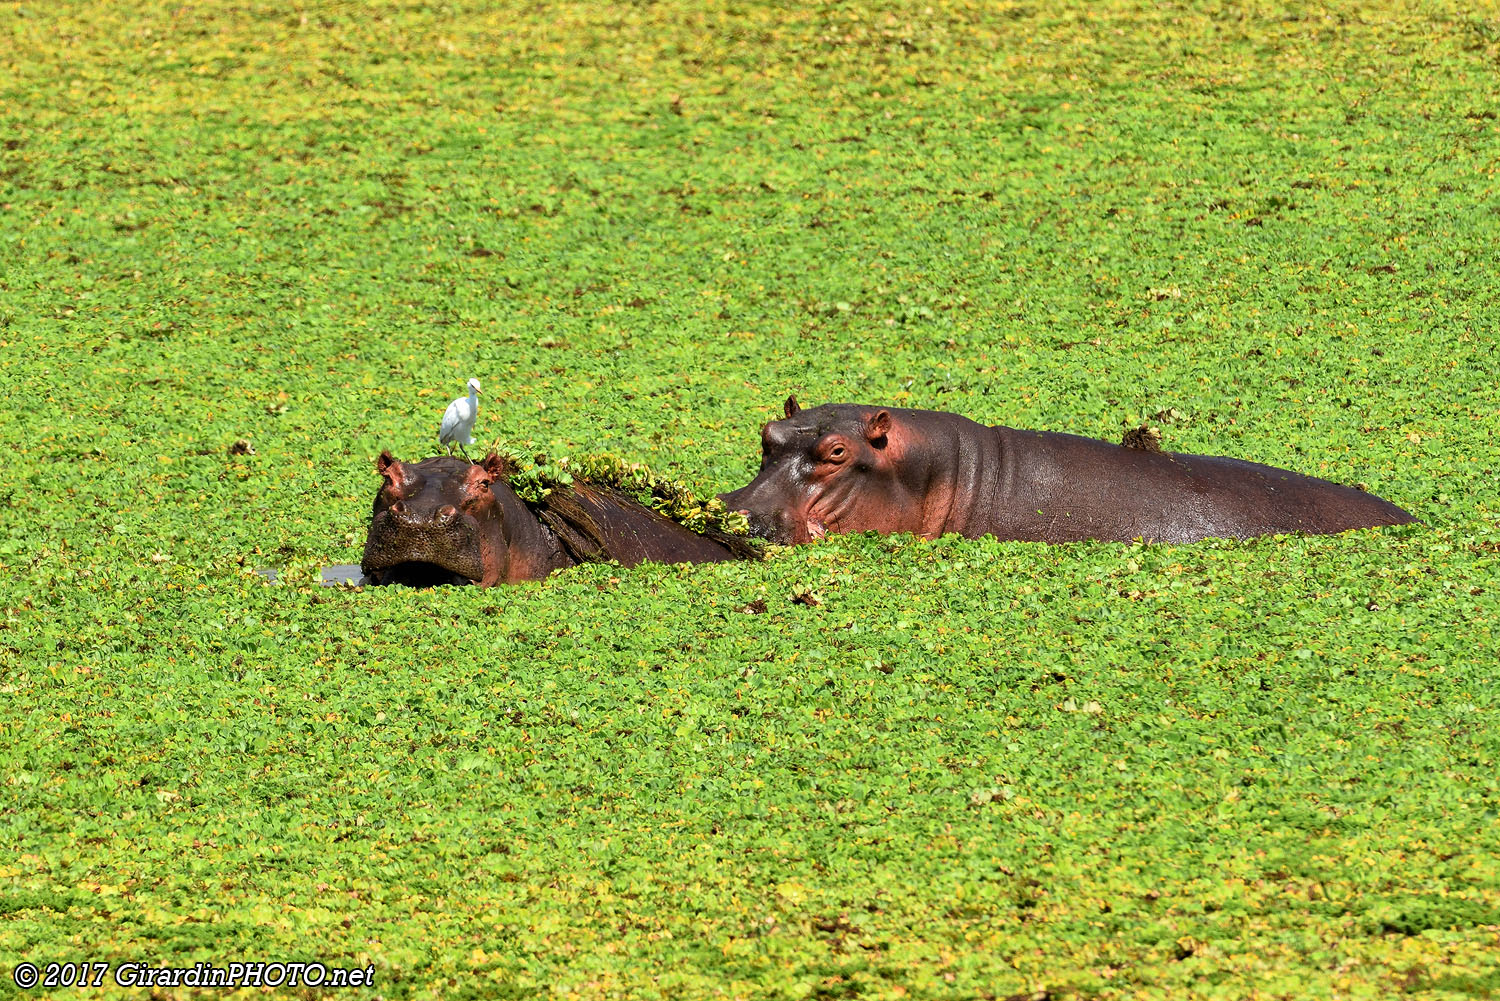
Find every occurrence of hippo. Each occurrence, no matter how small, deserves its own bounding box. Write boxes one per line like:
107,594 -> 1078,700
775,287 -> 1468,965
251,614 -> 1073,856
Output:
719,397 -> 1417,545
362,451 -> 758,586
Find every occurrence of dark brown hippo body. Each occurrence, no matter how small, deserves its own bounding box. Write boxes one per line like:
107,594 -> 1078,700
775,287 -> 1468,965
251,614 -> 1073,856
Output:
362,452 -> 754,586
720,399 -> 1416,545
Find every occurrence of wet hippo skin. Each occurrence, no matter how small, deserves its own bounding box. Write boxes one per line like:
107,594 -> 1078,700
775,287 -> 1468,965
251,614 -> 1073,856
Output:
720,398 -> 1416,545
363,452 -> 756,587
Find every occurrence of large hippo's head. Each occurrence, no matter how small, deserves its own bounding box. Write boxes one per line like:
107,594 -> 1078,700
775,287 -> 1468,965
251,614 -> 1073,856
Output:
719,397 -> 930,544
361,451 -> 519,587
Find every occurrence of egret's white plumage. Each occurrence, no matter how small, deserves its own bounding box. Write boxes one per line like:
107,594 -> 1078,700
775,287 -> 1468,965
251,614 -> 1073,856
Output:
439,377 -> 481,459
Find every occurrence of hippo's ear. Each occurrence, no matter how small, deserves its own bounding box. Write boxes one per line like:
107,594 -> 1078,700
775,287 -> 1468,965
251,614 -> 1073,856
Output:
784,395 -> 800,420
376,450 -> 399,477
864,410 -> 891,446
480,452 -> 515,480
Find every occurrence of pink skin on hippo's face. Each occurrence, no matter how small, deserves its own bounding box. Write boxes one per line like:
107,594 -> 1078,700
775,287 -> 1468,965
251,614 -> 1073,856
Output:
719,397 -> 934,544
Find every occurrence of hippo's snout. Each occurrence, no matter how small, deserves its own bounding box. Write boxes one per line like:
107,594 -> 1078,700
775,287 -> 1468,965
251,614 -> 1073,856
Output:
721,503 -> 792,545
362,508 -> 486,586
718,487 -> 797,544
729,504 -> 779,541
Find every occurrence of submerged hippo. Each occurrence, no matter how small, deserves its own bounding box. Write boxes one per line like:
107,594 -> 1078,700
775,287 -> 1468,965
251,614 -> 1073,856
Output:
362,451 -> 757,586
720,397 -> 1416,545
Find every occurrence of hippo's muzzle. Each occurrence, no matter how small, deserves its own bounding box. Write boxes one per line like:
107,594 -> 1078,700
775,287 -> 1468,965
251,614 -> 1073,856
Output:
361,504 -> 485,587
718,486 -> 799,545
735,507 -> 792,543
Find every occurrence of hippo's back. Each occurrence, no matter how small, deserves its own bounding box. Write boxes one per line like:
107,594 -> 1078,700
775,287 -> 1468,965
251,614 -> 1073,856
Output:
572,486 -> 750,566
990,427 -> 1416,543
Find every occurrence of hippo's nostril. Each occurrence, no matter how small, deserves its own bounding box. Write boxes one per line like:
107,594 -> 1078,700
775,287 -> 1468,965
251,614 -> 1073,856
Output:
390,501 -> 406,515
438,505 -> 458,523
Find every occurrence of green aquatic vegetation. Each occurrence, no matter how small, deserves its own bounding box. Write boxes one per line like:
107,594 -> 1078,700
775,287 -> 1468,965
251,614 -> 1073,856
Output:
498,447 -> 753,537
2,1 -> 1499,998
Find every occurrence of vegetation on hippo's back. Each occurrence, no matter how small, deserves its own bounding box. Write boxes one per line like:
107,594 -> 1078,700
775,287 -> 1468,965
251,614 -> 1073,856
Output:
3,1 -> 1500,999
497,447 -> 754,538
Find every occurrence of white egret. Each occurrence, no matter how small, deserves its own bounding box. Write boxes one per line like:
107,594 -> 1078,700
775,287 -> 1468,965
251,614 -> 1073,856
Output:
439,377 -> 481,459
